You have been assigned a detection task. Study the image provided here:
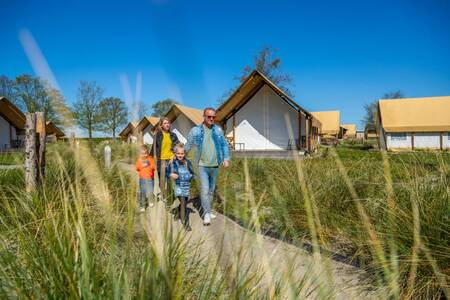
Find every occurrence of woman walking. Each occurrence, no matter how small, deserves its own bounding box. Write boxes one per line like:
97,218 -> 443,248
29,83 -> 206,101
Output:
151,117 -> 180,203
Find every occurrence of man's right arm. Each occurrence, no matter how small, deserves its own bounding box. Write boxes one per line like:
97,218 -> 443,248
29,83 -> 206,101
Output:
184,127 -> 196,154
217,127 -> 230,163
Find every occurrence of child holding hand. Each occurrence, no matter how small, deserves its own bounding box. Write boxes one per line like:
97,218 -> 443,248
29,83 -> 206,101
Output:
135,145 -> 156,212
167,144 -> 195,231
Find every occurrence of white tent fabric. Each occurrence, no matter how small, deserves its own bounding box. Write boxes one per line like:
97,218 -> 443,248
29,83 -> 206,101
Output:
143,132 -> 153,145
227,120 -> 282,150
173,128 -> 187,144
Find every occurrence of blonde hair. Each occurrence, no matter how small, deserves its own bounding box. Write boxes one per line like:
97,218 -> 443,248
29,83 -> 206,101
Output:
174,143 -> 185,153
140,145 -> 149,152
159,117 -> 171,130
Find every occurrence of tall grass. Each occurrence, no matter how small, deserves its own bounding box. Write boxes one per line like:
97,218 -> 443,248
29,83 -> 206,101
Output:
2,141 -> 447,298
0,151 -> 24,165
217,147 -> 449,299
0,142 -> 320,299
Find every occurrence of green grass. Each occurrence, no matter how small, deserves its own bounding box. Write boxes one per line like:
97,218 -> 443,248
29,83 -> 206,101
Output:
0,142 -> 317,299
0,152 -> 24,165
216,146 -> 449,299
2,142 -> 448,298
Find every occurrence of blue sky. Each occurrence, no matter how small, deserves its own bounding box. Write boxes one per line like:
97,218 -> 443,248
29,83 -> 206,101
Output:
1,0 -> 449,130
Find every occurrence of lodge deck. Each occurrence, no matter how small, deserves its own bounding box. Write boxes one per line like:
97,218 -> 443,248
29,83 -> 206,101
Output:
230,150 -> 306,160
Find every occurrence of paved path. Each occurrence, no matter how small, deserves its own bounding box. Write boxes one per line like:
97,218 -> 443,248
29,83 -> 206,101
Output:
0,164 -> 22,169
119,161 -> 382,299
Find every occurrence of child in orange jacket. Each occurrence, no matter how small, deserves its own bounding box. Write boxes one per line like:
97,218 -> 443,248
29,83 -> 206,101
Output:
135,145 -> 156,212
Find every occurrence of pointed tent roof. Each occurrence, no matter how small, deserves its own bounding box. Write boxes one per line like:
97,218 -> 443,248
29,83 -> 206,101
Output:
216,70 -> 314,123
119,121 -> 139,137
341,124 -> 356,136
165,104 -> 203,125
1,97 -> 65,136
379,96 -> 450,132
0,97 -> 26,129
311,111 -> 341,135
136,116 -> 160,133
45,121 -> 65,137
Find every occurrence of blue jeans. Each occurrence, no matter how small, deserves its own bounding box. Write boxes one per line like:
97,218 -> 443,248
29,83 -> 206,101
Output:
139,179 -> 154,208
198,166 -> 219,215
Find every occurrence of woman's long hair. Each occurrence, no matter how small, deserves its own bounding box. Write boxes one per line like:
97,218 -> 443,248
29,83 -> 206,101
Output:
159,117 -> 171,132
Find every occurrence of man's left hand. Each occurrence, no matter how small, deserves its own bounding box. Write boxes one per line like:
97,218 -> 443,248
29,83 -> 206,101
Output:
223,160 -> 229,168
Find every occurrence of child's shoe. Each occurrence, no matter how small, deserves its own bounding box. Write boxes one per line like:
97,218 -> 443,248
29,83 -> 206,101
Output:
203,213 -> 211,226
139,207 -> 146,213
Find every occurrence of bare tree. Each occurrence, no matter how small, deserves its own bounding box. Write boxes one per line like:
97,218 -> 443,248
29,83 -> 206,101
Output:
239,46 -> 293,94
362,90 -> 404,128
130,100 -> 150,121
151,98 -> 178,117
0,75 -> 18,104
382,91 -> 404,100
73,81 -> 104,138
218,46 -> 294,105
98,97 -> 128,138
14,74 -> 64,125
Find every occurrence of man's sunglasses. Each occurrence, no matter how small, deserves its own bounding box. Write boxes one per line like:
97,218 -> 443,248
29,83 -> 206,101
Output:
205,115 -> 216,120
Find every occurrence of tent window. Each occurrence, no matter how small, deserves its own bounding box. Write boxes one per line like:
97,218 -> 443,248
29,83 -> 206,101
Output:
391,133 -> 407,141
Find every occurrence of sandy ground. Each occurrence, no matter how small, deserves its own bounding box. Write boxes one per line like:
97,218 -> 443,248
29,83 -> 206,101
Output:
119,161 -> 383,299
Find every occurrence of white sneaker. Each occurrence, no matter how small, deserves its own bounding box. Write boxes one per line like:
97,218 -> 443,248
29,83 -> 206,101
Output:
139,207 -> 146,213
149,202 -> 154,208
210,213 -> 217,219
203,213 -> 211,226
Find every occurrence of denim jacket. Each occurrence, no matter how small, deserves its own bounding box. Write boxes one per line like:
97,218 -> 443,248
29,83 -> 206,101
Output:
184,124 -> 230,166
165,158 -> 195,185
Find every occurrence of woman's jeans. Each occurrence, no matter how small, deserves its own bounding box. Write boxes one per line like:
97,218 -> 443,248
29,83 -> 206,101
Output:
198,166 -> 218,215
139,178 -> 154,208
157,159 -> 171,201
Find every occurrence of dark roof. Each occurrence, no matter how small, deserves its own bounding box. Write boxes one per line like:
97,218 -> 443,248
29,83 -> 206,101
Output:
0,97 -> 26,129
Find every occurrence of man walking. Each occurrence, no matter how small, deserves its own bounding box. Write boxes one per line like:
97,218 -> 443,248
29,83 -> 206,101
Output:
185,107 -> 230,226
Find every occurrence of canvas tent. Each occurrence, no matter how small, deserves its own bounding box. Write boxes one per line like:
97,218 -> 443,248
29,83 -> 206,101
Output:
0,97 -> 25,150
1,97 -> 64,149
135,116 -> 160,145
226,120 -> 282,150
364,124 -> 377,140
378,96 -> 450,150
46,121 -> 65,142
164,104 -> 203,144
119,122 -> 139,143
216,70 -> 321,152
356,130 -> 365,140
341,124 -> 357,139
311,111 -> 340,136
